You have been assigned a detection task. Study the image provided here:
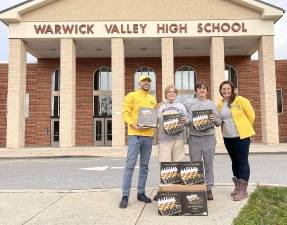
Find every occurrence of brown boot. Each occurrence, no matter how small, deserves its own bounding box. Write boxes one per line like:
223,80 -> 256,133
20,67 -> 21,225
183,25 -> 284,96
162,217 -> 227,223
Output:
233,179 -> 248,201
231,177 -> 240,196
207,190 -> 214,200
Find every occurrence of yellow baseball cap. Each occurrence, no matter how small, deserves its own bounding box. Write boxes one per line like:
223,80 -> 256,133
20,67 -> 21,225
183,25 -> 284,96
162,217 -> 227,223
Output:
139,74 -> 152,82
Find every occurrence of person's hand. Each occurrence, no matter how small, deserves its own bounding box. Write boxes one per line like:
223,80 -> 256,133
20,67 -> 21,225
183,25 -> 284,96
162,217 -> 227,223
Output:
130,123 -> 149,130
208,114 -> 215,122
157,102 -> 163,109
137,125 -> 149,130
181,117 -> 189,124
130,123 -> 138,129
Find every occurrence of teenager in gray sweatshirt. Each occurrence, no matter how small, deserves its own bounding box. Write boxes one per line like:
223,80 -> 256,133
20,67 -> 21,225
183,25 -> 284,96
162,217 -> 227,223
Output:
185,81 -> 222,201
154,84 -> 189,201
157,84 -> 189,162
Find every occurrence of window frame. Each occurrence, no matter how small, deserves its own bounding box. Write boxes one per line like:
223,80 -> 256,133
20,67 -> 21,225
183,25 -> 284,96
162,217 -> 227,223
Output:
134,66 -> 157,96
225,65 -> 238,91
175,65 -> 197,103
93,66 -> 112,117
51,68 -> 60,118
277,89 -> 283,114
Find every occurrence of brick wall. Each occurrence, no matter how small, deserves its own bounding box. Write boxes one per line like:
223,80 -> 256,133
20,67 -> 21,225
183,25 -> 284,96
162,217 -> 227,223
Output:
0,64 -> 8,147
227,57 -> 262,142
275,60 -> 287,143
0,57 -> 286,147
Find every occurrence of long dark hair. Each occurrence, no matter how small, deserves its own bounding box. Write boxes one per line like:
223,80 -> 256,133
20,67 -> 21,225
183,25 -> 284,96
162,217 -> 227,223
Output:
219,80 -> 236,108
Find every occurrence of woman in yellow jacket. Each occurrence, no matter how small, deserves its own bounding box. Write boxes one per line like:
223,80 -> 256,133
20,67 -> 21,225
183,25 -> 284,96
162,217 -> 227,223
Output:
218,80 -> 255,201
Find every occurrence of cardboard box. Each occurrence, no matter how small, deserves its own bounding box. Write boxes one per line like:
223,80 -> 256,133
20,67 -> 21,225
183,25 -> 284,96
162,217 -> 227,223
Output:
180,161 -> 205,185
163,113 -> 184,135
160,162 -> 181,184
159,184 -> 206,192
137,107 -> 158,128
182,191 -> 208,216
159,184 -> 208,216
192,109 -> 214,131
157,192 -> 182,216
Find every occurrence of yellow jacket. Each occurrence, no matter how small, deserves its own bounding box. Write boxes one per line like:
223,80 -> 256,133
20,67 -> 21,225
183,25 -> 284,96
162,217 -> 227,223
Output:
218,96 -> 255,139
123,89 -> 157,137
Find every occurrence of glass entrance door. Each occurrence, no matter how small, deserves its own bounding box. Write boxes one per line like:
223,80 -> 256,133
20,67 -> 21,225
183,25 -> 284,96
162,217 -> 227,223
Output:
93,67 -> 112,146
94,118 -> 112,146
51,118 -> 59,147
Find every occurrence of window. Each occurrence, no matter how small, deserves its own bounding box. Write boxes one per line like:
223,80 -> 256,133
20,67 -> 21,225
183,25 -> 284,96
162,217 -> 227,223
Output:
277,89 -> 283,113
51,68 -> 60,117
175,65 -> 197,103
93,67 -> 112,117
225,65 -> 238,89
134,66 -> 156,96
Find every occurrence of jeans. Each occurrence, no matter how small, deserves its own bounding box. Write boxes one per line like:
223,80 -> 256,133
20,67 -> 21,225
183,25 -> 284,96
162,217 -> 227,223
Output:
122,135 -> 153,197
188,135 -> 216,190
223,137 -> 250,181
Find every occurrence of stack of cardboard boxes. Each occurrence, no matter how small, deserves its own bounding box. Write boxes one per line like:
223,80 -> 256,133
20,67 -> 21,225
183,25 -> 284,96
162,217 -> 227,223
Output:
158,161 -> 208,216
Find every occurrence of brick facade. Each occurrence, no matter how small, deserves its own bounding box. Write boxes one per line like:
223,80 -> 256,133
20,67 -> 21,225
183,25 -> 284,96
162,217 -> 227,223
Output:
0,57 -> 286,147
275,60 -> 287,143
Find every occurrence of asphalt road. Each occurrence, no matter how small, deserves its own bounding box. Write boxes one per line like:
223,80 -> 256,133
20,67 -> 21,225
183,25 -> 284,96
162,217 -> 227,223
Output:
0,154 -> 286,190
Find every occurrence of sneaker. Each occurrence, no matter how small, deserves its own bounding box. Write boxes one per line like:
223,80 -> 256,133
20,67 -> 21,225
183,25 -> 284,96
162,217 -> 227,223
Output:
137,193 -> 152,203
153,193 -> 159,201
207,190 -> 214,201
119,196 -> 128,208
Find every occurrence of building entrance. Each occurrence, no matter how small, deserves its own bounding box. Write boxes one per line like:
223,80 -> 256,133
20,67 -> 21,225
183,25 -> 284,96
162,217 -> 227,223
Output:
93,67 -> 112,146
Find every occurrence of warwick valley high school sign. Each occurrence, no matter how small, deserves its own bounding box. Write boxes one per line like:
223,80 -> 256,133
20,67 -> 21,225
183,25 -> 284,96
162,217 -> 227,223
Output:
9,20 -> 274,38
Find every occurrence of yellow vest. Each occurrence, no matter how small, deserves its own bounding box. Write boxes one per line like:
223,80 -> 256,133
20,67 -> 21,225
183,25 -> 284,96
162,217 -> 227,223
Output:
123,89 -> 157,137
218,96 -> 255,139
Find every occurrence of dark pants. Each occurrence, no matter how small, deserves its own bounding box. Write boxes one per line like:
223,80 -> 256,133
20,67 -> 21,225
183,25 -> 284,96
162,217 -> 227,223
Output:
223,137 -> 250,181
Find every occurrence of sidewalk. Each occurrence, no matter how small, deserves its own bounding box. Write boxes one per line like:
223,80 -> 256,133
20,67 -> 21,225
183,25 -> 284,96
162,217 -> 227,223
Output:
0,143 -> 287,159
0,185 -> 256,225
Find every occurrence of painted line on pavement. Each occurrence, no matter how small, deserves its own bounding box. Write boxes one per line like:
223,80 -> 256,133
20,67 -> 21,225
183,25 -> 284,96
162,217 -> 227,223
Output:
79,166 -> 110,171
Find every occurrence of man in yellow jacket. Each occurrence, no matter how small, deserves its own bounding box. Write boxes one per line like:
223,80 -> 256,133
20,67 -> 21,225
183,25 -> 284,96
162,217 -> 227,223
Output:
119,74 -> 157,209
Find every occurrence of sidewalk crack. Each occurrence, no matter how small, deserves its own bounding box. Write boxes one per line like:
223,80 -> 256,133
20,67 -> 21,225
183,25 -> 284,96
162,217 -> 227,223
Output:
134,189 -> 156,225
21,192 -> 70,225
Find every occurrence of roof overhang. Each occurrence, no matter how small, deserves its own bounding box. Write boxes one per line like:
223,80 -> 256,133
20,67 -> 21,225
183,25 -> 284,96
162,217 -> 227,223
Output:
0,0 -> 285,25
0,0 -> 56,24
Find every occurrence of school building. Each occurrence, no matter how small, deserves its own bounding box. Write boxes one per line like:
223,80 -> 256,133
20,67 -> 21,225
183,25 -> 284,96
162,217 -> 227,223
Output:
0,0 -> 286,148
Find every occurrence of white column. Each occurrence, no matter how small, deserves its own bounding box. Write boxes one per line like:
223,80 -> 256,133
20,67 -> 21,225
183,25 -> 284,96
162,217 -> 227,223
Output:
111,38 -> 125,147
6,39 -> 27,148
258,36 -> 279,144
60,39 -> 76,148
210,37 -> 225,144
161,38 -> 174,99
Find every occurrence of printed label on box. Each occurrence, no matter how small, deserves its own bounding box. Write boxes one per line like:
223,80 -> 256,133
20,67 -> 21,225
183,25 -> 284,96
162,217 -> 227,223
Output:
192,109 -> 214,131
163,113 -> 184,135
160,162 -> 182,184
182,191 -> 208,216
180,161 -> 205,184
158,192 -> 182,216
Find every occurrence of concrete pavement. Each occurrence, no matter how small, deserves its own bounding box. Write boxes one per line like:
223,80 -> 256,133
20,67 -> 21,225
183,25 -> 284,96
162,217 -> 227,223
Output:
0,144 -> 285,224
0,186 -> 256,225
0,143 -> 287,159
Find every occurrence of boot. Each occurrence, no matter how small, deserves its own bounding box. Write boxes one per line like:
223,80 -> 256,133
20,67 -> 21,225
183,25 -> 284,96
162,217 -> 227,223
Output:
231,177 -> 240,197
207,190 -> 214,200
233,179 -> 248,201
153,192 -> 159,201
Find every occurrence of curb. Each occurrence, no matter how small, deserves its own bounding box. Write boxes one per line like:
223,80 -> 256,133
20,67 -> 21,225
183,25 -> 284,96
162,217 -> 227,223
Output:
0,151 -> 287,160
1,184 -> 286,193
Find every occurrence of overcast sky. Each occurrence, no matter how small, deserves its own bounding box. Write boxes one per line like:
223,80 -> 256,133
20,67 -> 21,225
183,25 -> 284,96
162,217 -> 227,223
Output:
0,0 -> 286,62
